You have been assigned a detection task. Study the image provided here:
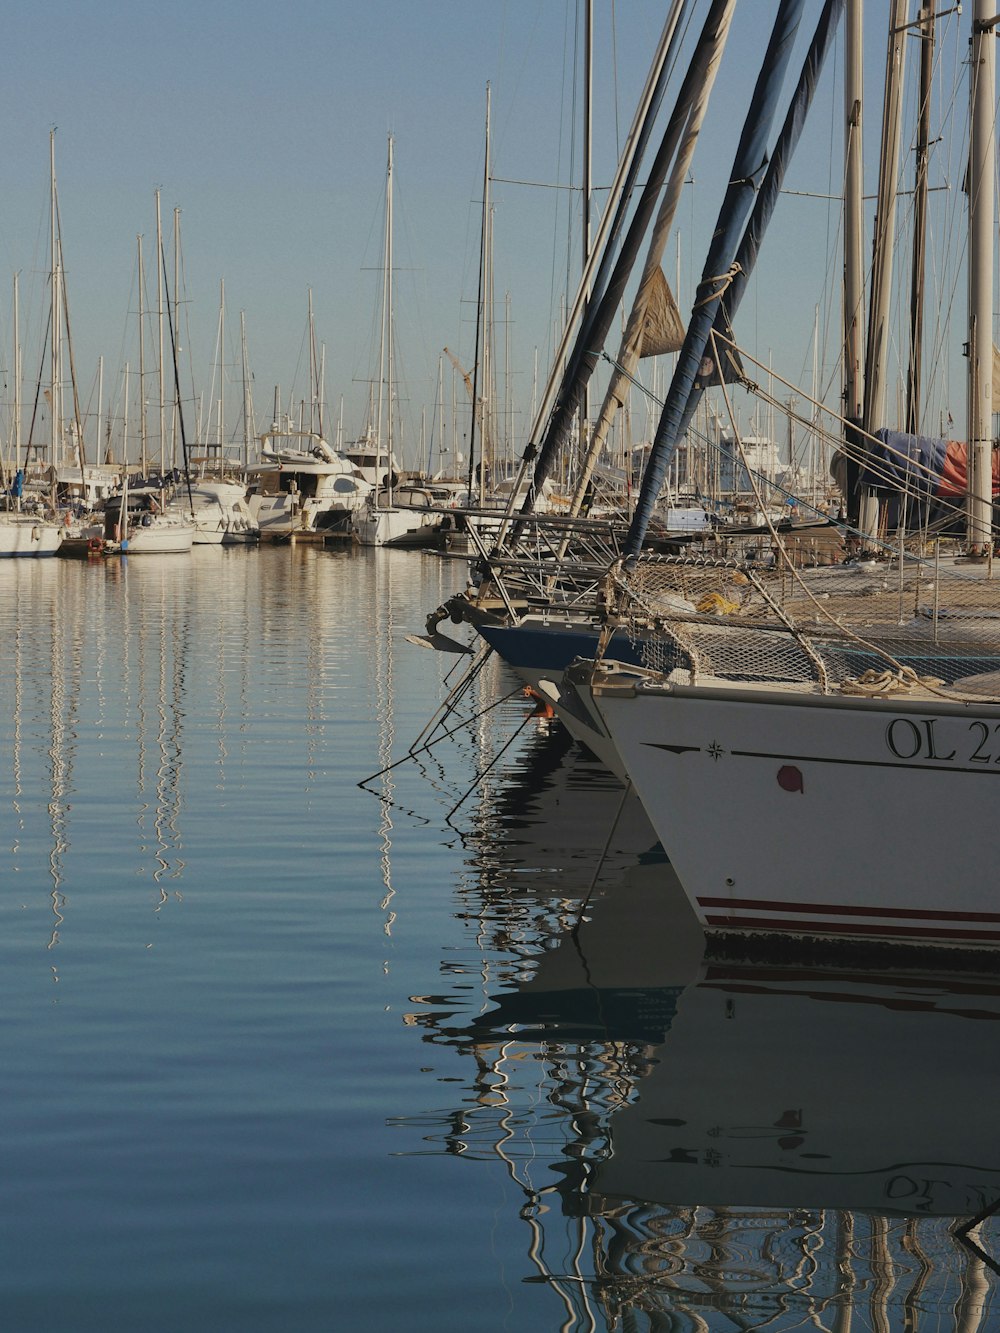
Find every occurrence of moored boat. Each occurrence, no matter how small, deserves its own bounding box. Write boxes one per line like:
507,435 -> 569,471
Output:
249,431 -> 370,542
0,513 -> 63,558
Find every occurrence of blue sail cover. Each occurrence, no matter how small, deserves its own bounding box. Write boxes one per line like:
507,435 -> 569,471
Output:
624,0 -> 842,558
863,429 -> 1000,499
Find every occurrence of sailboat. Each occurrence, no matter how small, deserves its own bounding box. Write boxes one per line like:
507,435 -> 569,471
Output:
101,219 -> 194,556
567,0 -> 1000,953
356,137 -> 442,550
1,132 -> 69,559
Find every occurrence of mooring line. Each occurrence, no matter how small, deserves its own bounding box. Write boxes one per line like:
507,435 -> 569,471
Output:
357,683 -> 526,791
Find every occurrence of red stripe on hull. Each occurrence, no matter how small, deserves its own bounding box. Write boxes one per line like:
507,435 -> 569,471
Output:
698,896 -> 1000,925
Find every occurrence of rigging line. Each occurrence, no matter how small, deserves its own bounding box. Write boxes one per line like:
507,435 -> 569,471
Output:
599,349 -> 841,524
706,347 -> 979,701
712,330 -> 962,494
444,706 -> 536,823
356,683 -> 525,791
405,644 -> 494,754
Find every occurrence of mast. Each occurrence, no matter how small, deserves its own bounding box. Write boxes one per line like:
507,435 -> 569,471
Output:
138,234 -> 148,475
581,0 -> 593,465
437,353 -> 445,475
386,135 -> 394,504
468,85 -> 490,505
218,278 -> 225,463
906,2 -> 935,434
49,129 -> 61,468
843,0 -> 866,518
565,0 -> 735,527
308,287 -> 317,436
319,343 -> 326,442
525,1 -> 689,466
172,207 -> 180,464
374,135 -> 396,501
240,310 -> 253,469
13,272 -> 21,478
967,0 -> 996,553
624,0 -> 833,558
96,355 -> 104,465
859,0 -> 910,544
123,362 -> 129,467
156,189 -> 165,472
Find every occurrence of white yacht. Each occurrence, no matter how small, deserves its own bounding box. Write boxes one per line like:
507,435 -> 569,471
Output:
249,431 -> 371,542
168,479 -> 258,546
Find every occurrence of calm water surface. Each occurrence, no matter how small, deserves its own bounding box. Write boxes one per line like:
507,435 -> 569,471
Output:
1,547 -> 998,1331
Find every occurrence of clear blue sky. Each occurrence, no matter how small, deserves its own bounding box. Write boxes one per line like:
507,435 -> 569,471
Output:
0,1 -> 976,470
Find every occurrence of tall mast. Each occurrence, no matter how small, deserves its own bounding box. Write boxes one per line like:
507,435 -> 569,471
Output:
156,189 -> 165,472
49,129 -> 61,467
218,278 -> 225,461
581,0 -> 593,462
468,84 -> 490,505
123,362 -> 130,466
906,2 -> 935,434
386,134 -> 394,503
240,310 -> 253,469
12,271 -> 21,475
96,355 -> 104,465
319,343 -> 326,442
138,233 -> 148,475
308,287 -> 317,435
843,0 -> 865,510
967,0 -> 996,552
859,0 -> 910,545
172,207 -> 180,464
376,135 -> 394,495
436,353 -> 445,474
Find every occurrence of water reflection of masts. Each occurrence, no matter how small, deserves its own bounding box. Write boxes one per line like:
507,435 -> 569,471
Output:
131,564 -> 187,899
46,570 -> 83,949
374,553 -> 396,939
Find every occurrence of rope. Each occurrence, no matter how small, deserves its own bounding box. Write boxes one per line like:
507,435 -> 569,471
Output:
692,262 -> 743,309
839,666 -> 945,696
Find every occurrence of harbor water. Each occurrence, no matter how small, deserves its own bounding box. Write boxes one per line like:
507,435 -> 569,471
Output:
1,547 -> 999,1331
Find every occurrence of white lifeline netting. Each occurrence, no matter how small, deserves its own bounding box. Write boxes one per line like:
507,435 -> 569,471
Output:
609,551 -> 1000,702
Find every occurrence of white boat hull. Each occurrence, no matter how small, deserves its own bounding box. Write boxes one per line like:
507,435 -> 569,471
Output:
120,520 -> 195,554
0,516 -> 62,558
588,666 -> 1000,949
356,507 -> 441,548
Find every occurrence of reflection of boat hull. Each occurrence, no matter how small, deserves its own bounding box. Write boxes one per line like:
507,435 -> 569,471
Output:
588,664 -> 1000,949
468,862 -> 1000,1220
592,961 -> 1000,1218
